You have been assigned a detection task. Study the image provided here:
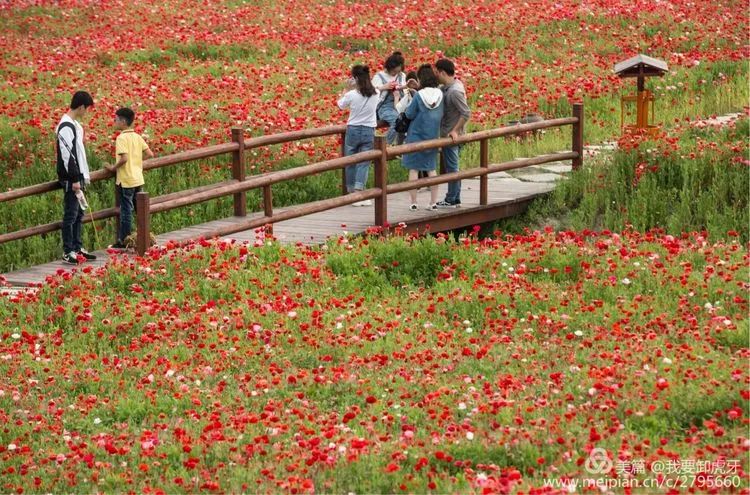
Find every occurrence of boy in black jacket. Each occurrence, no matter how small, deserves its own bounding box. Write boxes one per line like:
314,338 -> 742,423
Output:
57,91 -> 96,264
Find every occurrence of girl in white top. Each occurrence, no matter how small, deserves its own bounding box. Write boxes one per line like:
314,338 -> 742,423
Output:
337,65 -> 379,205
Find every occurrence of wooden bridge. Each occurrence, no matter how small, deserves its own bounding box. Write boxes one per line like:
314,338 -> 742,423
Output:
0,104 -> 583,287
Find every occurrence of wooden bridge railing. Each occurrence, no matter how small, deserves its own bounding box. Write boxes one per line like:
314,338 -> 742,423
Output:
0,125 -> 348,244
0,103 -> 583,256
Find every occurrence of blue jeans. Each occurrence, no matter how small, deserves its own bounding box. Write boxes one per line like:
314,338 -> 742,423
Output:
377,103 -> 400,145
344,126 -> 374,192
117,184 -> 142,242
61,187 -> 84,254
442,144 -> 462,203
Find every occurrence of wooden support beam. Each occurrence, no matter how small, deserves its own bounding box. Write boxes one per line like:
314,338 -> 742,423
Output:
136,192 -> 151,256
479,138 -> 489,205
263,185 -> 273,236
373,136 -> 388,227
572,103 -> 584,171
231,128 -> 247,217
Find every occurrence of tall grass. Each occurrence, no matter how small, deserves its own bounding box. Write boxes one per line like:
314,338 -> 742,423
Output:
493,118 -> 750,242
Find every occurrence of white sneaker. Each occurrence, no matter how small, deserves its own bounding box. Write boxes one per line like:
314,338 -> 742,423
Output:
352,199 -> 372,207
425,203 -> 438,211
409,204 -> 418,211
62,251 -> 79,265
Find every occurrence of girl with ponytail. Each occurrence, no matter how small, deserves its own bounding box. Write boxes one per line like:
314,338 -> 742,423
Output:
337,65 -> 379,205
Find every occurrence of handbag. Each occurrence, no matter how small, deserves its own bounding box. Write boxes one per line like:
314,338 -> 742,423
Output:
394,112 -> 411,133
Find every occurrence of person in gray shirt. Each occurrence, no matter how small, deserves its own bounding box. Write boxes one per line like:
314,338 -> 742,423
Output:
435,59 -> 471,208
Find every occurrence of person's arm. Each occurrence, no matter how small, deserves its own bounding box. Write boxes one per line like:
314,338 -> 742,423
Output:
448,91 -> 472,140
371,73 -> 396,93
106,153 -> 127,173
405,93 -> 419,120
395,91 -> 413,114
142,136 -> 155,159
337,90 -> 352,110
448,117 -> 467,141
106,136 -> 128,173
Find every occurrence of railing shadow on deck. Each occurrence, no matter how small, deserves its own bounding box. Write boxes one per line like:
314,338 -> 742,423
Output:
0,104 -> 583,256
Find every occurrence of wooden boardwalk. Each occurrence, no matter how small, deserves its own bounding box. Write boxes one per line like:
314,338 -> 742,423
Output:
1,165 -> 567,287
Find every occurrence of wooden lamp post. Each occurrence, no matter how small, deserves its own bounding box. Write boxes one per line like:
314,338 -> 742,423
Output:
614,54 -> 668,137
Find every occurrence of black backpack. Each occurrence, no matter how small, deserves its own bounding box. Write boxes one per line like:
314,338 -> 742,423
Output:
394,112 -> 411,133
56,121 -> 82,189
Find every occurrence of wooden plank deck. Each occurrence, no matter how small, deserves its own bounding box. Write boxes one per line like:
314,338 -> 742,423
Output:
1,174 -> 557,286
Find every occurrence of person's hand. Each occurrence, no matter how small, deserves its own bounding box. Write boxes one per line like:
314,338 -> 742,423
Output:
71,181 -> 81,192
449,130 -> 459,142
386,81 -> 398,90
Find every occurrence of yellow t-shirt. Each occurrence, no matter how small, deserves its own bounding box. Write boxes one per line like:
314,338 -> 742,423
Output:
115,130 -> 149,188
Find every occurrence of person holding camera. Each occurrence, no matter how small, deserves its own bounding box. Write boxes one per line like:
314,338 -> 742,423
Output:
56,91 -> 97,265
371,51 -> 407,145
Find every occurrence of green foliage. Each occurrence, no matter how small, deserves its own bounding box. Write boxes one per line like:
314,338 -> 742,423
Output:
442,37 -> 506,58
714,322 -> 750,351
120,42 -> 269,67
625,375 -> 748,438
495,119 -> 749,242
327,235 -> 453,291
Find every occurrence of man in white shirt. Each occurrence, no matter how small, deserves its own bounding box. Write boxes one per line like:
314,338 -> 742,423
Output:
56,91 -> 96,264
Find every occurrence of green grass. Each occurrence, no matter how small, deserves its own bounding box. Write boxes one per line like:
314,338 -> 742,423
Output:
327,234 -> 453,291
494,117 -> 749,242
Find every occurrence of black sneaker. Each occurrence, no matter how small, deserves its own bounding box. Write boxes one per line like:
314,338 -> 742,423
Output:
108,242 -> 127,250
62,252 -> 80,265
77,249 -> 97,261
436,200 -> 461,209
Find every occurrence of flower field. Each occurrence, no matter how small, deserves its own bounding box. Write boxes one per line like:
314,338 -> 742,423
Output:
0,0 -> 747,164
0,230 -> 748,493
0,0 -> 749,493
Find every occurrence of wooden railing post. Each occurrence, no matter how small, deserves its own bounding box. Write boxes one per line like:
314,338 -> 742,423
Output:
340,131 -> 348,195
263,185 -> 273,236
572,103 -> 584,171
136,192 -> 150,256
479,138 -> 489,205
113,181 -> 121,231
373,135 -> 388,227
231,127 -> 247,216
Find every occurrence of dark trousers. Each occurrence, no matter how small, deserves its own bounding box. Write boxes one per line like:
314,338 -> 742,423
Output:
117,185 -> 142,243
62,188 -> 84,254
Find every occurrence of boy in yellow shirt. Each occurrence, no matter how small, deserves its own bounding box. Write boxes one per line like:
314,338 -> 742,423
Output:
106,107 -> 154,249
